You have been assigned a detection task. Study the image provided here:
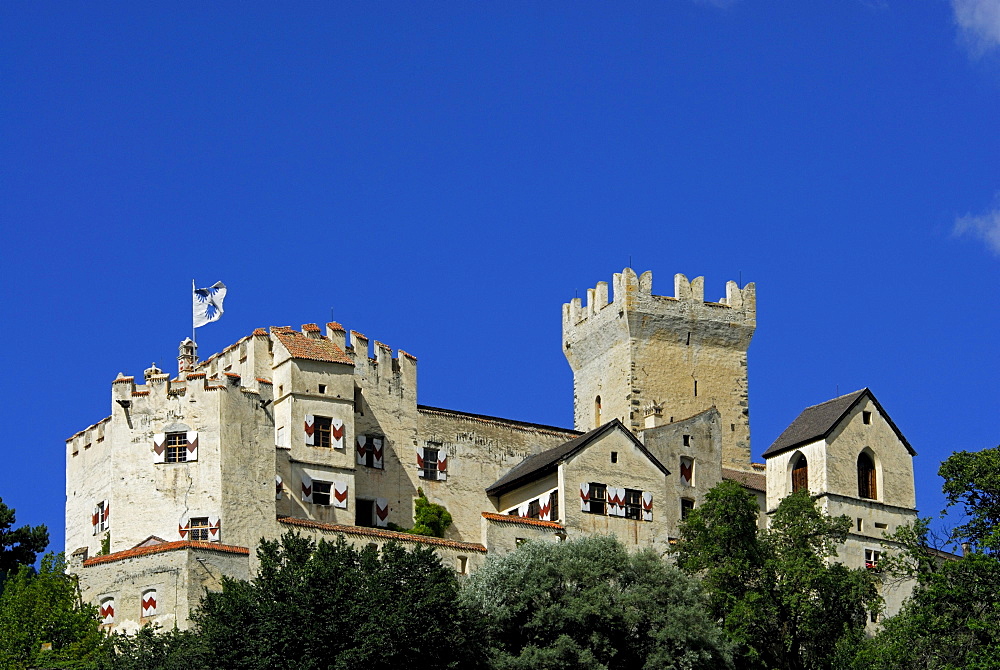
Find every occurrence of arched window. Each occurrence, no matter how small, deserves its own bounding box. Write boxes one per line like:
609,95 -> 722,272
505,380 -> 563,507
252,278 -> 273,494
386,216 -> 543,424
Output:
858,452 -> 877,500
594,396 -> 602,427
791,454 -> 808,493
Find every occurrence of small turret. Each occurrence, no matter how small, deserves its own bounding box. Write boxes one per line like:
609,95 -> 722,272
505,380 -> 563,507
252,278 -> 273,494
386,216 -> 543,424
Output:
178,338 -> 198,376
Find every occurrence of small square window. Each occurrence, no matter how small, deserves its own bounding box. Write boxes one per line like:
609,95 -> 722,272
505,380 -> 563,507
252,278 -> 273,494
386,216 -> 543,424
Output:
586,483 -> 607,515
318,384 -> 326,394
313,482 -> 332,506
624,488 -> 642,520
165,433 -> 188,463
610,451 -> 618,463
865,548 -> 881,571
189,517 -> 210,542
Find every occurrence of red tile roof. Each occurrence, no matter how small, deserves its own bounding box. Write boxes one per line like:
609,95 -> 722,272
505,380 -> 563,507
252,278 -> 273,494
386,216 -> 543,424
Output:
375,341 -> 391,351
302,323 -> 321,332
131,390 -> 150,396
186,373 -> 206,379
256,378 -> 273,385
722,467 -> 766,492
112,376 -> 134,384
400,350 -> 418,361
350,330 -> 368,341
326,321 -> 345,332
82,541 -> 250,567
272,328 -> 353,365
224,372 -> 241,378
482,512 -> 565,530
278,517 -> 487,553
252,328 -> 268,336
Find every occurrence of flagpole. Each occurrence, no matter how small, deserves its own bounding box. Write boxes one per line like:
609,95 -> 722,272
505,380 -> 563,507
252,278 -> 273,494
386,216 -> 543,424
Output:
191,279 -> 196,349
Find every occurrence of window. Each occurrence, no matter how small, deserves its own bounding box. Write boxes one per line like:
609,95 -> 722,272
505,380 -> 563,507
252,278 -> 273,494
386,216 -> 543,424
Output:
857,518 -> 863,532
527,499 -> 541,519
594,395 -> 602,427
624,489 -> 642,520
421,447 -> 439,479
680,456 -> 694,486
791,454 -> 809,493
858,452 -> 877,500
356,499 -> 375,527
694,380 -> 698,397
587,483 -> 607,515
456,555 -> 468,574
165,432 -> 188,463
683,434 -> 691,447
314,416 -> 333,448
354,386 -> 364,415
318,384 -> 326,394
358,436 -> 384,468
93,500 -> 110,533
863,411 -> 872,425
189,517 -> 210,542
141,589 -> 157,618
610,451 -> 618,463
313,481 -> 332,506
865,548 -> 881,571
550,490 -> 559,522
681,498 -> 695,520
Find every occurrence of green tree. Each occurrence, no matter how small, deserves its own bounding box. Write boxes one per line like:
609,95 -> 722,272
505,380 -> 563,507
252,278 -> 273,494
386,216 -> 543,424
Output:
939,444 -> 1000,554
0,552 -> 104,670
675,482 -> 879,670
387,488 -> 454,538
460,535 -> 732,670
0,497 -> 49,577
97,625 -> 206,670
193,531 -> 483,670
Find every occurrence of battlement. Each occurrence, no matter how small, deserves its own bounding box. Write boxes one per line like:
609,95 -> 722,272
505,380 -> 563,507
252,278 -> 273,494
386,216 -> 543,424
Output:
562,267 -> 756,329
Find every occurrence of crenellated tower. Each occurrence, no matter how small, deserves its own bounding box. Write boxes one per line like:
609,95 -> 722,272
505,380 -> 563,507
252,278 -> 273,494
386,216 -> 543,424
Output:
562,268 -> 756,468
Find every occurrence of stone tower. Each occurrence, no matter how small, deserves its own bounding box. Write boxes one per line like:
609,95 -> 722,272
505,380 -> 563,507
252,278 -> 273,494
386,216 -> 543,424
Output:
562,268 -> 756,469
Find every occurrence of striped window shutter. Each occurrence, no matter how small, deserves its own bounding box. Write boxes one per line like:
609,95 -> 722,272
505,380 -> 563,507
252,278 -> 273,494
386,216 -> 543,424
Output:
301,472 -> 313,503
275,475 -> 283,500
416,446 -> 425,470
372,437 -> 384,469
617,487 -> 628,517
304,415 -> 315,445
141,590 -> 157,617
642,492 -> 653,521
580,483 -> 591,512
609,487 -> 622,517
436,449 -> 448,480
356,435 -> 368,465
153,433 -> 166,464
178,520 -> 190,539
518,502 -> 530,517
100,598 -> 115,625
333,481 -> 348,509
102,500 -> 110,529
91,506 -> 100,535
539,495 -> 552,521
680,457 -> 693,486
375,498 -> 389,527
186,431 -> 199,462
207,517 -> 221,542
331,419 -> 345,449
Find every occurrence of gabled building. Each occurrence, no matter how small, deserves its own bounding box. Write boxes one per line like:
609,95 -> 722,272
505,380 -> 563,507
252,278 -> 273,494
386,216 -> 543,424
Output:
64,268 -> 918,631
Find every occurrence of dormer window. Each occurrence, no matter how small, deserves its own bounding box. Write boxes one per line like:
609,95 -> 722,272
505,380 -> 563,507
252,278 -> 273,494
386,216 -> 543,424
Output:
858,452 -> 877,500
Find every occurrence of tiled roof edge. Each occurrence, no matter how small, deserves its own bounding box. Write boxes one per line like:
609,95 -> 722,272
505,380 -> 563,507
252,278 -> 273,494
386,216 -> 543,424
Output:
481,512 -> 565,530
278,517 -> 487,552
81,541 -> 250,566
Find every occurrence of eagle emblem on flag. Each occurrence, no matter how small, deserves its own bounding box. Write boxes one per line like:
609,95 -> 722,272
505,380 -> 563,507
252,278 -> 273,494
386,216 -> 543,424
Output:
193,281 -> 227,328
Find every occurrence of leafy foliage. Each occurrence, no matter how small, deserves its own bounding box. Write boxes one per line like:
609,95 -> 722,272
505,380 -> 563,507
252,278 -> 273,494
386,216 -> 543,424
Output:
0,553 -> 104,670
0,497 -> 49,576
939,444 -> 1000,553
97,625 -> 206,670
193,531 -> 482,670
461,535 -> 732,670
388,488 -> 453,538
675,482 -> 879,670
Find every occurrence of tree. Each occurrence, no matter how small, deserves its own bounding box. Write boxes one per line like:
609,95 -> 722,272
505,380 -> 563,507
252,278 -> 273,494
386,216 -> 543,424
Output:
460,535 -> 732,670
97,626 -> 206,670
675,481 -> 880,670
0,497 -> 49,577
193,532 -> 483,670
0,552 -> 104,670
387,488 -> 454,538
939,444 -> 1000,554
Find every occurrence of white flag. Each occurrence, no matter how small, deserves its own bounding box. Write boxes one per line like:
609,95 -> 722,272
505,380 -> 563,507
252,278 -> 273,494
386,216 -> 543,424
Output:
193,281 -> 227,328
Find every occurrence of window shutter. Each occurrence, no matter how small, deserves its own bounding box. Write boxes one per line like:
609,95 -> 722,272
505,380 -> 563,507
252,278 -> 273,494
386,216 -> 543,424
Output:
153,433 -> 166,464
301,472 -> 313,503
186,431 -> 199,462
375,498 -> 389,527
331,419 -> 345,449
518,502 -> 530,517
91,506 -> 99,535
618,487 -> 628,517
304,415 -> 315,446
333,481 -> 348,509
356,435 -> 368,465
437,449 -> 448,480
100,598 -> 115,625
102,499 -> 110,529
207,517 -> 221,542
580,483 -> 591,512
372,437 -> 384,469
275,475 -> 283,500
610,487 -> 623,517
178,520 -> 190,539
680,457 -> 693,486
642,491 -> 653,521
416,446 -> 425,470
539,495 -> 552,521
141,590 -> 157,617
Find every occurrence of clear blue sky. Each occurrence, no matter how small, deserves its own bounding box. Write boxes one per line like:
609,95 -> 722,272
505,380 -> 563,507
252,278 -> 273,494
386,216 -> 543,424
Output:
2,2 -> 997,554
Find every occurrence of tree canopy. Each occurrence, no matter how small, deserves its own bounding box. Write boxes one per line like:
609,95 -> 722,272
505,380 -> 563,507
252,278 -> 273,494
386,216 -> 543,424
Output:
675,481 -> 880,670
461,535 -> 732,670
939,444 -> 1000,554
0,497 -> 49,576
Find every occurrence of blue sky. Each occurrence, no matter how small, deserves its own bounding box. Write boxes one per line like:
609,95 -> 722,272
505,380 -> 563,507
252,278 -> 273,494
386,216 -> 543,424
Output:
2,2 -> 997,554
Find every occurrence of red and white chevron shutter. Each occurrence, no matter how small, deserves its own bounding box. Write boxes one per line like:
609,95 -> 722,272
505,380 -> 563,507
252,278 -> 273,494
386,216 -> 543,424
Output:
102,500 -> 110,527
275,475 -> 283,500
518,502 -> 530,518
356,435 -> 368,465
331,419 -> 345,450
609,487 -> 622,517
416,446 -> 425,470
680,457 -> 693,486
642,491 -> 653,521
372,437 -> 384,469
333,481 -> 348,509
539,495 -> 552,521
301,472 -> 313,503
375,498 -> 389,527
207,517 -> 221,542
436,449 -> 447,480
304,414 -> 315,446
141,590 -> 157,617
580,483 -> 591,512
99,598 -> 115,625
91,506 -> 99,535
178,520 -> 190,539
618,487 -> 628,517
152,433 -> 166,464
186,431 -> 199,462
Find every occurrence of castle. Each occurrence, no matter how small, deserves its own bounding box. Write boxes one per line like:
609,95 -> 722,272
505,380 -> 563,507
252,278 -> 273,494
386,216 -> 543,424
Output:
64,268 -> 918,631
